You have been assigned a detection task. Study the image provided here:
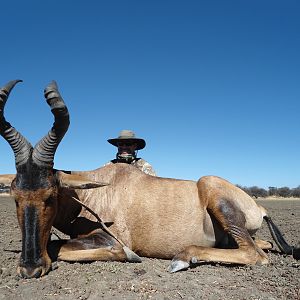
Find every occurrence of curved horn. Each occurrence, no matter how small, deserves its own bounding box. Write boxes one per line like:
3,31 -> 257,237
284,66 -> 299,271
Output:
0,80 -> 33,168
32,81 -> 70,167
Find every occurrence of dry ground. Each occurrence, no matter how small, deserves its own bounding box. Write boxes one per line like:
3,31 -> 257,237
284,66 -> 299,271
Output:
0,196 -> 299,300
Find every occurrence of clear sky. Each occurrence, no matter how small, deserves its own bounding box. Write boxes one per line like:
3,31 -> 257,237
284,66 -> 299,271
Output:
0,1 -> 299,189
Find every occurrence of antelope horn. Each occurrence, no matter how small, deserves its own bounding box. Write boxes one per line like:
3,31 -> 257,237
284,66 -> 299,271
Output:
0,80 -> 33,168
32,81 -> 70,167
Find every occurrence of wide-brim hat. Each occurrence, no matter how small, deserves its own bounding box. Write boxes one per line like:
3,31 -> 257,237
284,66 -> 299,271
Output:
107,130 -> 146,150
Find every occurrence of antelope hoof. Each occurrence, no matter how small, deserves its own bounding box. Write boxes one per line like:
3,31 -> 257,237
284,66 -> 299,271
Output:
168,259 -> 190,273
123,246 -> 142,263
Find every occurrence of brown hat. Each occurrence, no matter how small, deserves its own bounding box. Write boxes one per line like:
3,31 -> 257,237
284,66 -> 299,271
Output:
107,130 -> 146,150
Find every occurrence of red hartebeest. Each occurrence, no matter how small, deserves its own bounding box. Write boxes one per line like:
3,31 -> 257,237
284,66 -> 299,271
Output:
0,80 -> 299,279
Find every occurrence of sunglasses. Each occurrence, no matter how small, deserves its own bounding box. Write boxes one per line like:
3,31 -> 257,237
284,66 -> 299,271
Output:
117,142 -> 134,147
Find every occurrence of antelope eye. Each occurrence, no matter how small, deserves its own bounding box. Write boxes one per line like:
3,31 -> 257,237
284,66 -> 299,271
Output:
15,200 -> 19,207
44,197 -> 55,206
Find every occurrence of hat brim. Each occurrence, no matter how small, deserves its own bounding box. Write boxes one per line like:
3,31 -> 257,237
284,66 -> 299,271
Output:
108,138 -> 146,150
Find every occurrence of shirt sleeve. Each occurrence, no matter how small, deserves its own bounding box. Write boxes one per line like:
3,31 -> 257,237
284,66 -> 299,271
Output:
135,159 -> 156,176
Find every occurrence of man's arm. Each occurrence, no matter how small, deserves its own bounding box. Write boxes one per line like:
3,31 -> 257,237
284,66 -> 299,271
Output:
134,159 -> 156,176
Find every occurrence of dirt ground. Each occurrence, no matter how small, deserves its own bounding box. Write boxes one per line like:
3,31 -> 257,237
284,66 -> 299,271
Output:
0,196 -> 299,300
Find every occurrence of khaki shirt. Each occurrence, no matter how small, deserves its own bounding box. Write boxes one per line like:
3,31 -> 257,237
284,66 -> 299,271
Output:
104,158 -> 156,176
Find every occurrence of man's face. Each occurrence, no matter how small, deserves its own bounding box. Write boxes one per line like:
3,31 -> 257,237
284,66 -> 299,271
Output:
117,141 -> 137,157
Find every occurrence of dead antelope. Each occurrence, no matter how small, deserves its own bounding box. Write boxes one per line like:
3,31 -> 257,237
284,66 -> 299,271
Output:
0,80 -> 299,279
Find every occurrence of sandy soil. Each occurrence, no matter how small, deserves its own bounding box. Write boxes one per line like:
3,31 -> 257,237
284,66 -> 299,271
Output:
0,196 -> 299,300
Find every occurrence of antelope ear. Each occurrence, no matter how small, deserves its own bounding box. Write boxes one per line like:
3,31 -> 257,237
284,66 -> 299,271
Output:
0,174 -> 15,187
56,171 -> 109,189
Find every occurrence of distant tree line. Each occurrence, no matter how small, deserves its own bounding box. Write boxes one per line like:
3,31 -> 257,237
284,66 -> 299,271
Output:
236,185 -> 300,198
0,183 -> 10,193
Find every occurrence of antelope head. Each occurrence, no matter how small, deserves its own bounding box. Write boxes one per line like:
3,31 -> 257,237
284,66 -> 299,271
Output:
0,80 -> 106,278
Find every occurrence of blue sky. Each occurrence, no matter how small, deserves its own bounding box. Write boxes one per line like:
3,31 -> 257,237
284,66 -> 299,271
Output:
1,1 -> 299,188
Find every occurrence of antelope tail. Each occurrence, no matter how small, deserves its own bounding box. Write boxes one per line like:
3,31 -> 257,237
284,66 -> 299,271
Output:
264,216 -> 300,259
